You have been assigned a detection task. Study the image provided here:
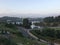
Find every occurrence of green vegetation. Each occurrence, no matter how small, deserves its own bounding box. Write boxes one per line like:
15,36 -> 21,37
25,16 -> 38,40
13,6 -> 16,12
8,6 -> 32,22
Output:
5,23 -> 17,29
44,15 -> 60,23
0,23 -> 47,45
30,28 -> 60,43
0,37 -> 17,45
43,15 -> 60,27
23,18 -> 32,29
34,15 -> 60,27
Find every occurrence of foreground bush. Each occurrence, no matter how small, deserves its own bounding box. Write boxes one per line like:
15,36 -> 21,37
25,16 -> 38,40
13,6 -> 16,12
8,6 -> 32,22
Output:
0,37 -> 17,45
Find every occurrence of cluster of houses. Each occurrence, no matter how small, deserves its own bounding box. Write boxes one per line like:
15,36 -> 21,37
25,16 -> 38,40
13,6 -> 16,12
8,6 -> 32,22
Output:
0,30 -> 10,34
0,17 -> 42,29
6,20 -> 23,25
7,19 -> 41,29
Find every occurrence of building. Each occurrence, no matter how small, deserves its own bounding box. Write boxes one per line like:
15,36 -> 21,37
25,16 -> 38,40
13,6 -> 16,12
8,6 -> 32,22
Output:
31,24 -> 40,29
7,20 -> 23,25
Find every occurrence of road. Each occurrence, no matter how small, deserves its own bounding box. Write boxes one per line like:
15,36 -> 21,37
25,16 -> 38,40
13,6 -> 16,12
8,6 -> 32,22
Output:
17,27 -> 60,45
17,27 -> 29,37
17,27 -> 38,40
17,27 -> 50,45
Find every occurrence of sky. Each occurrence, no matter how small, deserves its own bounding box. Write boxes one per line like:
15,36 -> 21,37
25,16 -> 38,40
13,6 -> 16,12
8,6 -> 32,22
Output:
0,0 -> 60,17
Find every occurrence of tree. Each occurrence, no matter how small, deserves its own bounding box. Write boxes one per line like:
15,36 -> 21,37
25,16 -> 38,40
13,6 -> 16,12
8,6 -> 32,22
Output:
44,16 -> 54,23
23,18 -> 32,29
56,30 -> 60,39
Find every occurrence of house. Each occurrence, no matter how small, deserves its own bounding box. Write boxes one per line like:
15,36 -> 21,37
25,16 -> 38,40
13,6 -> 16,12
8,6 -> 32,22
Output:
16,22 -> 23,25
7,20 -> 23,25
31,24 -> 40,29
0,30 -> 10,34
31,21 -> 41,29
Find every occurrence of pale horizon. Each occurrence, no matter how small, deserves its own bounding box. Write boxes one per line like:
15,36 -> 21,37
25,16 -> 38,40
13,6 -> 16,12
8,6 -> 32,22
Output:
0,0 -> 60,17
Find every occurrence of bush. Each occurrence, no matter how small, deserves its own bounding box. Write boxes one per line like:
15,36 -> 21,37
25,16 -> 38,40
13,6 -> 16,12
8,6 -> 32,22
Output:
0,37 -> 17,45
31,28 -> 60,39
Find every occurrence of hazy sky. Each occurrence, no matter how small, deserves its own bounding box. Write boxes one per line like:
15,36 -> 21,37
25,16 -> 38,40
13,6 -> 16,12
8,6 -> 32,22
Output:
0,0 -> 60,17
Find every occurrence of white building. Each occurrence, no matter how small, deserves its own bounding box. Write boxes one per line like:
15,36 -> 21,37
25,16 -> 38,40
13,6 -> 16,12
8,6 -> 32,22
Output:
31,21 -> 40,29
16,22 -> 23,25
7,20 -> 23,25
31,24 -> 40,29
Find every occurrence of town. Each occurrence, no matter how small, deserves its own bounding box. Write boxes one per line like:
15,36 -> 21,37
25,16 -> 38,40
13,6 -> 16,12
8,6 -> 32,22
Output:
0,0 -> 60,45
0,16 -> 60,45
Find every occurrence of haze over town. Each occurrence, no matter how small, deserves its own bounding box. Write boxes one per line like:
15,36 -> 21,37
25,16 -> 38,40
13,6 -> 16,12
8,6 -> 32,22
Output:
0,0 -> 60,18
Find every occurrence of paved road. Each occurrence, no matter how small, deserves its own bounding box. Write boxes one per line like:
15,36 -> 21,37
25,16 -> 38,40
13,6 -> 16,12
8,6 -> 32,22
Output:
17,27 -> 38,40
17,27 -> 60,45
17,27 -> 49,44
17,27 -> 29,37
